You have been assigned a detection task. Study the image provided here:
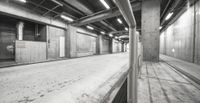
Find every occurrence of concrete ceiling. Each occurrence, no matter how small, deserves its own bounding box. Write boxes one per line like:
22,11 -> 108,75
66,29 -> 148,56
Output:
9,0 -> 190,41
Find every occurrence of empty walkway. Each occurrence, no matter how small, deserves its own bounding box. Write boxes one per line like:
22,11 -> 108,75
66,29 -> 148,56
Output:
160,54 -> 200,84
138,61 -> 200,103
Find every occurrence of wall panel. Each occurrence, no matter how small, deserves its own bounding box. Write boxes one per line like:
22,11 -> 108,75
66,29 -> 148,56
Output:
67,26 -> 98,57
76,32 -> 97,57
102,38 -> 110,54
160,5 -> 195,63
47,26 -> 65,60
113,39 -> 122,53
195,1 -> 200,64
15,40 -> 46,63
0,20 -> 16,60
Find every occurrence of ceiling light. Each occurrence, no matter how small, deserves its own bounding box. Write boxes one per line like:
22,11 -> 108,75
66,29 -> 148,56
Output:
100,0 -> 110,9
51,0 -> 63,6
159,26 -> 162,30
109,34 -> 113,37
86,26 -> 94,30
60,15 -> 74,22
101,31 -> 105,34
165,12 -> 173,20
117,18 -> 122,24
18,0 -> 26,3
125,27 -> 128,31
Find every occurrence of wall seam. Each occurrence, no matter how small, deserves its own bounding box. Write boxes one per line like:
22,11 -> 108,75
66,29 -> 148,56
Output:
193,3 -> 197,63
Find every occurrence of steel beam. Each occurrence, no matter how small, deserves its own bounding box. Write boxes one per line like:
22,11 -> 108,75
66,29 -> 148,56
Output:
100,21 -> 117,31
63,0 -> 93,14
63,0 -> 117,31
42,5 -> 60,16
161,0 -> 181,25
72,2 -> 141,26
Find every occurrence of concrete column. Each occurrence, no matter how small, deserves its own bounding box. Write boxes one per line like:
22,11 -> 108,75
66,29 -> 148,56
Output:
97,35 -> 103,54
121,42 -> 125,52
109,38 -> 114,53
16,21 -> 24,40
142,0 -> 160,62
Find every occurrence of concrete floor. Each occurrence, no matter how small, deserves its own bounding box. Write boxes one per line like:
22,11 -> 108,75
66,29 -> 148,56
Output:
0,53 -> 129,103
160,54 -> 200,81
1,53 -> 200,103
138,61 -> 200,103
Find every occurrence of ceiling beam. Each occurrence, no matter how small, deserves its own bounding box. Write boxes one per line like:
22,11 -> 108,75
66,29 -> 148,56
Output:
100,21 -> 117,31
161,0 -> 181,25
59,0 -> 85,16
63,0 -> 93,14
111,30 -> 128,35
110,28 -> 141,34
72,2 -> 141,26
63,0 -> 117,31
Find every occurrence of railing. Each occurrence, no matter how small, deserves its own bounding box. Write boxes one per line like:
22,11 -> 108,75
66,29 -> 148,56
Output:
105,41 -> 143,103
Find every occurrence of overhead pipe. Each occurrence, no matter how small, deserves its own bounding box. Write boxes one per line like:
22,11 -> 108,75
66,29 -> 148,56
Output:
113,0 -> 138,103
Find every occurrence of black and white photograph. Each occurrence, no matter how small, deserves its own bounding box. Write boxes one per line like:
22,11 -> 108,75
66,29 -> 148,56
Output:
0,0 -> 200,103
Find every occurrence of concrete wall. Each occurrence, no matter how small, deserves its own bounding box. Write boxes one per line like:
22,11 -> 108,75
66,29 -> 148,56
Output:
0,19 -> 16,60
99,35 -> 110,54
15,40 -> 46,63
112,39 -> 122,53
142,0 -> 160,62
160,2 -> 200,64
47,26 -> 66,60
67,26 -> 98,58
0,1 -> 66,29
194,1 -> 200,64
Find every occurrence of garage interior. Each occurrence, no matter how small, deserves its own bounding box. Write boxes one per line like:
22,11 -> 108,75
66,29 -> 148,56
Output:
0,0 -> 200,103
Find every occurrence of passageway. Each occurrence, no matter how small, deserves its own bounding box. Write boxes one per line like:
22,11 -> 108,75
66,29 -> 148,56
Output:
0,0 -> 200,103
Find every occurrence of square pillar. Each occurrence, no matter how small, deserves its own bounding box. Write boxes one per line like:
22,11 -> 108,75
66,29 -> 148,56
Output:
109,38 -> 114,53
16,21 -> 24,40
142,0 -> 160,62
97,35 -> 102,55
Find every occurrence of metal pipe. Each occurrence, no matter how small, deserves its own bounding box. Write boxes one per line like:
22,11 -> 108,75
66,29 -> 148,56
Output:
161,0 -> 171,19
113,0 -> 137,103
161,0 -> 181,25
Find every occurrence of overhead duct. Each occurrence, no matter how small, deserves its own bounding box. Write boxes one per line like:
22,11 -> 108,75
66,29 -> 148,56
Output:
113,0 -> 138,103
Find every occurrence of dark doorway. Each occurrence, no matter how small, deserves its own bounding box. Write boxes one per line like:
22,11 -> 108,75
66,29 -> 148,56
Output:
0,15 -> 17,61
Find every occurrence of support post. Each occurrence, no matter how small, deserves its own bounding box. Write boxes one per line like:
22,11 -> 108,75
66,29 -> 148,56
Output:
113,0 -> 138,103
142,0 -> 160,62
109,38 -> 114,53
128,28 -> 138,103
16,21 -> 24,40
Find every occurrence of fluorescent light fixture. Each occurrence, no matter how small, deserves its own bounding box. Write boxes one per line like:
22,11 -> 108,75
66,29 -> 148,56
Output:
159,26 -> 162,30
125,27 -> 128,31
109,33 -> 113,37
86,26 -> 94,30
51,0 -> 63,6
60,15 -> 74,22
100,0 -> 110,9
18,0 -> 26,3
172,48 -> 175,53
101,31 -> 105,34
165,12 -> 173,20
117,18 -> 122,24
